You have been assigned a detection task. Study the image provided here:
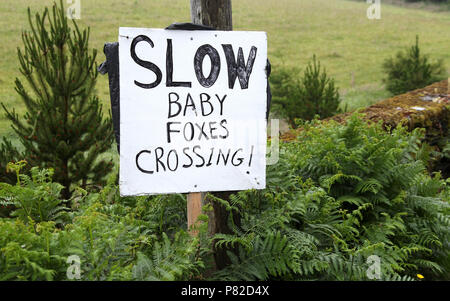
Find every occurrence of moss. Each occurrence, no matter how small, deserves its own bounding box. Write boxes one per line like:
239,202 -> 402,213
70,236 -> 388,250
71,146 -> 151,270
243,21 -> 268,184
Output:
281,79 -> 449,142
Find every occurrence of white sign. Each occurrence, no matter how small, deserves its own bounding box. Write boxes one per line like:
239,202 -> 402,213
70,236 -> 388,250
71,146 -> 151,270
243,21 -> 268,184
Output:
119,28 -> 267,195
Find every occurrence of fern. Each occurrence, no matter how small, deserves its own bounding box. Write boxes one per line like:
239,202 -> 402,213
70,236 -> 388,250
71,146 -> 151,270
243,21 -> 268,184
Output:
0,114 -> 448,281
132,232 -> 203,281
0,164 -> 69,224
212,232 -> 299,280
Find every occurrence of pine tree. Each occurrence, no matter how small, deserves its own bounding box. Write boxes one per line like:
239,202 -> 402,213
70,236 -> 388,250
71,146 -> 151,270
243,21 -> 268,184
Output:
1,0 -> 114,199
382,35 -> 446,95
271,55 -> 341,128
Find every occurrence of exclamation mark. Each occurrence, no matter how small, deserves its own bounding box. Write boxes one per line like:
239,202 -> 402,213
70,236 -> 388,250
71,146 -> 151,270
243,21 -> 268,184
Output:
248,145 -> 254,167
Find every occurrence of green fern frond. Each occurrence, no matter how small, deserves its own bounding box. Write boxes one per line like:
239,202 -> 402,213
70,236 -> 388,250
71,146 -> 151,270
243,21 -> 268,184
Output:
212,232 -> 298,281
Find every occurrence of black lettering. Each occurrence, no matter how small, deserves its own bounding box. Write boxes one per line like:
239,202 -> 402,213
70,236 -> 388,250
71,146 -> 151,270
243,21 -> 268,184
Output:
182,147 -> 193,168
219,119 -> 229,139
167,149 -> 179,171
183,93 -> 197,116
155,147 -> 166,172
206,147 -> 215,167
200,93 -> 213,116
216,94 -> 227,115
232,148 -> 244,166
130,35 -> 162,89
209,121 -> 218,139
222,44 -> 257,89
166,39 -> 192,87
168,92 -> 182,118
183,122 -> 195,141
195,122 -> 209,140
167,122 -> 181,143
194,44 -> 221,88
193,145 -> 205,167
248,145 -> 254,167
217,149 -> 231,165
136,150 -> 154,174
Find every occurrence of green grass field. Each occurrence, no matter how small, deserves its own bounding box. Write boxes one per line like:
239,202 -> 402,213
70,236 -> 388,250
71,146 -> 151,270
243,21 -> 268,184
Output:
0,0 -> 449,137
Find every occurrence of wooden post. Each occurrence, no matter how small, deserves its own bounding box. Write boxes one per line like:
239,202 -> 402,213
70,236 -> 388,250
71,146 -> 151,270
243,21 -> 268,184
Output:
188,0 -> 239,270
187,0 -> 233,237
187,192 -> 203,236
190,0 -> 232,31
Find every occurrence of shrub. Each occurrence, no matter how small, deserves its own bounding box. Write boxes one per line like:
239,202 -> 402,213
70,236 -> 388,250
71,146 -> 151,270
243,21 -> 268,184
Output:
0,116 -> 448,281
290,116 -> 449,278
1,0 -> 114,199
0,168 -> 208,281
0,219 -> 71,280
382,36 -> 446,95
0,137 -> 24,185
0,161 -> 69,224
210,115 -> 449,280
271,56 -> 341,128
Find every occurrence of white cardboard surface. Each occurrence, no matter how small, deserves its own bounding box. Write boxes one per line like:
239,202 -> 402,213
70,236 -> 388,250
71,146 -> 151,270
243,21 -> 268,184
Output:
119,28 -> 267,195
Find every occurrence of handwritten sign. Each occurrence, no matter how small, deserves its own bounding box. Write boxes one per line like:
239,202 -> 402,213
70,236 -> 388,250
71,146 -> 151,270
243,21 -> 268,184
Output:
119,28 -> 267,195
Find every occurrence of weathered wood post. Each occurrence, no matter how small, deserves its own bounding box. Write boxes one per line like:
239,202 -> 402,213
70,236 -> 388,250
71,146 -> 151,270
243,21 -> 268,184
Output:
188,0 -> 239,269
187,192 -> 204,236
190,0 -> 232,31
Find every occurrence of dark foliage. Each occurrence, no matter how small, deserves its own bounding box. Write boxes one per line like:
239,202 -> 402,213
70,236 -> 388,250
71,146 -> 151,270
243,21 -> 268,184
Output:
271,56 -> 342,128
382,36 -> 446,95
1,1 -> 114,199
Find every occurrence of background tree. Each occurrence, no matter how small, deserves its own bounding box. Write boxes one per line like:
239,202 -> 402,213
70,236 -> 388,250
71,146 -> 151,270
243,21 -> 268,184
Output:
382,35 -> 446,95
271,55 -> 342,128
1,0 -> 113,199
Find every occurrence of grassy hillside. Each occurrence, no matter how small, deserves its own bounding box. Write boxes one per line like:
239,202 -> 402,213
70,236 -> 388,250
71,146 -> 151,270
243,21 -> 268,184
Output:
0,0 -> 449,136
